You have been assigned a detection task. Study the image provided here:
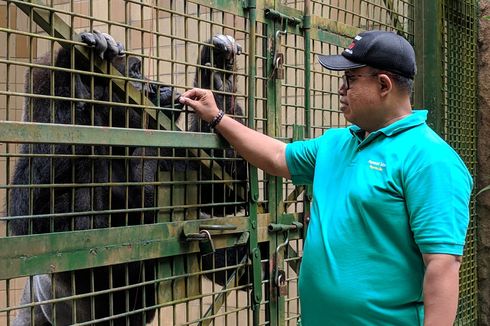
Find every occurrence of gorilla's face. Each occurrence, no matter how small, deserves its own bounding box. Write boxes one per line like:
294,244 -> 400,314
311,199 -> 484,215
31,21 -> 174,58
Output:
111,55 -> 178,109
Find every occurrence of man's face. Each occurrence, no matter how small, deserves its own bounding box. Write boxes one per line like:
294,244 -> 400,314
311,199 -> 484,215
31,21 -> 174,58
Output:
338,66 -> 382,129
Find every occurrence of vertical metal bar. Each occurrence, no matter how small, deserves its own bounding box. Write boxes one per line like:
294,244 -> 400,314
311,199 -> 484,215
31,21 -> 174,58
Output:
302,0 -> 312,245
244,1 -> 262,325
264,0 -> 278,324
5,1 -> 12,231
303,0 -> 311,141
413,0 -> 443,133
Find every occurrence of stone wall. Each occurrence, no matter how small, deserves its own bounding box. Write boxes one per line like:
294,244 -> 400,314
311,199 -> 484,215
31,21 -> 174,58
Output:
478,2 -> 490,325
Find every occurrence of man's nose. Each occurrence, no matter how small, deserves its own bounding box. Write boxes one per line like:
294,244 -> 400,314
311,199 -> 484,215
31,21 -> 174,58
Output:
338,82 -> 347,96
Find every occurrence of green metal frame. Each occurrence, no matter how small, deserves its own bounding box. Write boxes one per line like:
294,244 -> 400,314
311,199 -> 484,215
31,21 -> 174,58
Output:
0,0 -> 480,325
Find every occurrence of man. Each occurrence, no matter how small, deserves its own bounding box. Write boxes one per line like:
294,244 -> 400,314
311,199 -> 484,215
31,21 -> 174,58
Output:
179,30 -> 473,325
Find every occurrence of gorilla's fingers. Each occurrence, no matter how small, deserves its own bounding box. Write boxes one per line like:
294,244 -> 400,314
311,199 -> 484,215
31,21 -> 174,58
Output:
224,35 -> 236,54
215,35 -> 241,56
101,32 -> 123,60
213,73 -> 224,91
80,31 -> 124,60
212,35 -> 230,53
116,42 -> 125,56
80,32 -> 96,46
92,30 -> 108,60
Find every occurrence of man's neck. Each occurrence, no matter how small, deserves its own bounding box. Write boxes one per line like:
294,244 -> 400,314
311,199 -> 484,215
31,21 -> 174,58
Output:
364,110 -> 412,138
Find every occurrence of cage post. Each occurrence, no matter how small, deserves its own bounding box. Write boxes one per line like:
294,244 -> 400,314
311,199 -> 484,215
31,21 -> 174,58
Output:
413,0 -> 444,133
243,0 -> 262,324
264,2 -> 280,324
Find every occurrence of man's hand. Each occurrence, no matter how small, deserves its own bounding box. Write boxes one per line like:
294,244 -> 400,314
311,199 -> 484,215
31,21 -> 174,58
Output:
179,88 -> 220,123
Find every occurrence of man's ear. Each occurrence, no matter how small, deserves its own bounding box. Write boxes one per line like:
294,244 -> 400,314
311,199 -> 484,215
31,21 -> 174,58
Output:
378,74 -> 393,96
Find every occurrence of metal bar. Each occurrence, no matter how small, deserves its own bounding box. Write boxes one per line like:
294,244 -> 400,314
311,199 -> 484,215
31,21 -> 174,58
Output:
264,8 -> 302,26
187,0 -> 246,16
0,214 -> 304,280
268,222 -> 303,233
244,0 -> 263,322
0,121 -> 226,149
310,15 -> 360,46
413,0 -> 443,133
264,3 -> 281,323
1,214 -> 298,280
303,2 -> 311,141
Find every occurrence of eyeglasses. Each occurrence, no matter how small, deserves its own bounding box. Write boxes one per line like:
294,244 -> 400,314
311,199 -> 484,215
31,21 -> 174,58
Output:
341,73 -> 380,90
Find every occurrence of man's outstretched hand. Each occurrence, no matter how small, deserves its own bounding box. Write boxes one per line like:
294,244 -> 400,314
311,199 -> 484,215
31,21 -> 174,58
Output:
179,88 -> 220,123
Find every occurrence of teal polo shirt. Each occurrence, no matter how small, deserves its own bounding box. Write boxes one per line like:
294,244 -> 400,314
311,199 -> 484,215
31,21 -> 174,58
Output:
285,110 -> 472,326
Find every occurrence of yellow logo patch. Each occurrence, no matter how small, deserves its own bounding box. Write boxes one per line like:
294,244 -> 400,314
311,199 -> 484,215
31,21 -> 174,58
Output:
368,160 -> 386,172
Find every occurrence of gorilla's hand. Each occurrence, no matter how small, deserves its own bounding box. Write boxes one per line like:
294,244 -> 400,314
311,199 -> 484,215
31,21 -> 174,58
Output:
80,30 -> 125,60
148,83 -> 182,113
210,34 -> 242,70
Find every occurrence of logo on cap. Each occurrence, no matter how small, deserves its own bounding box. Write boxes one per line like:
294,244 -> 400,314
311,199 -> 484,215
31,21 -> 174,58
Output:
344,35 -> 362,55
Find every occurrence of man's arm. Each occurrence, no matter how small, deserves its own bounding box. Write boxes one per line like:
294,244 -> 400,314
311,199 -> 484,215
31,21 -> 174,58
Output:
423,253 -> 462,326
180,88 -> 291,179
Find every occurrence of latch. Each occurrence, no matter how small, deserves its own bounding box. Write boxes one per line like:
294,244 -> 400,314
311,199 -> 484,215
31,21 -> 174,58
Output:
274,233 -> 290,296
186,230 -> 216,256
265,9 -> 302,80
268,221 -> 303,297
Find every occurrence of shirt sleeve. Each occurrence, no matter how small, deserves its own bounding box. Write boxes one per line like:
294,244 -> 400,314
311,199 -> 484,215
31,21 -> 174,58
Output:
285,136 -> 322,185
404,158 -> 473,255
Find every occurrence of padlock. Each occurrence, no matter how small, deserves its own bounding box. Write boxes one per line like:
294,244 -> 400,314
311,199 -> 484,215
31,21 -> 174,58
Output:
276,269 -> 288,296
198,230 -> 215,256
275,52 -> 285,79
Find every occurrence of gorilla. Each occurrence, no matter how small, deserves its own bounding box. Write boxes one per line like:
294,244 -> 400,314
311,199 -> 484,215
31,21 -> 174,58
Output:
8,31 -> 247,325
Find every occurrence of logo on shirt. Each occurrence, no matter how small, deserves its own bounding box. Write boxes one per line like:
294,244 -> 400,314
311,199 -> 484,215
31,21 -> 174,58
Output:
368,160 -> 386,172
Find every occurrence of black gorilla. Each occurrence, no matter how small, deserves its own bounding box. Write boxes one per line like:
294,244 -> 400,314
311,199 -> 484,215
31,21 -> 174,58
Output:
8,31 -> 246,325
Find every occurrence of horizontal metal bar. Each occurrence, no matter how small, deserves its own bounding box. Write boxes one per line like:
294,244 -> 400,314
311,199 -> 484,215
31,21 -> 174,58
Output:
310,18 -> 357,47
264,8 -> 302,25
188,0 -> 245,16
0,121 -> 226,149
0,213 -> 303,279
0,216 -> 244,279
268,221 -> 303,232
199,224 -> 238,231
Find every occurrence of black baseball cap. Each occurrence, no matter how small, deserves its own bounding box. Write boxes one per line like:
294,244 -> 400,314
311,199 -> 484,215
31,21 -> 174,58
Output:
318,30 -> 416,79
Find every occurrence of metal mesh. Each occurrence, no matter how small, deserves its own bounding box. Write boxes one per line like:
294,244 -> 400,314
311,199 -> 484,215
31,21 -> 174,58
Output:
441,1 -> 479,324
0,0 -> 480,325
0,0 -> 254,324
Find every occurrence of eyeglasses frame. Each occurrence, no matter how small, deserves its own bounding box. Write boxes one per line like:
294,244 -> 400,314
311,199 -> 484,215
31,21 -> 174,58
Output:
341,73 -> 380,90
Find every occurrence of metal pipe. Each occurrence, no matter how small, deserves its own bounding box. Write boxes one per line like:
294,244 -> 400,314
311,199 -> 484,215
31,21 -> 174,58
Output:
244,0 -> 262,321
304,0 -> 311,140
264,8 -> 302,26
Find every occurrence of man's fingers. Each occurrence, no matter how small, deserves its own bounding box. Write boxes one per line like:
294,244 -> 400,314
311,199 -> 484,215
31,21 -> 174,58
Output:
181,88 -> 205,100
179,96 -> 198,109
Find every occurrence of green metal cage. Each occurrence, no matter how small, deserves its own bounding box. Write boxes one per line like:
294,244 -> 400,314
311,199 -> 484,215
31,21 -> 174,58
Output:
0,0 -> 479,325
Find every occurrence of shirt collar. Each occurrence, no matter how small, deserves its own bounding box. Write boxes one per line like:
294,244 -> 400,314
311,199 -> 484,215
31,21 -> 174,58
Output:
350,110 -> 427,137
349,110 -> 428,145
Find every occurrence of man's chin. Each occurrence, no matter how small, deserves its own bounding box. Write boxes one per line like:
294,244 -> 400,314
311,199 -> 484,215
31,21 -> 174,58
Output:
341,111 -> 355,125
340,107 -> 350,117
